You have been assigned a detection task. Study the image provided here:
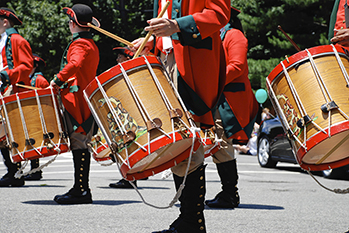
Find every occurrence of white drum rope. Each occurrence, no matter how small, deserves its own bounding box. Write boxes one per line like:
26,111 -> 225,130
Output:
306,170 -> 349,194
266,79 -> 305,149
331,44 -> 349,87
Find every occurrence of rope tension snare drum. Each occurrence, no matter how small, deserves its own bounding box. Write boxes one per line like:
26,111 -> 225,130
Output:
267,44 -> 349,171
84,56 -> 201,180
0,88 -> 69,162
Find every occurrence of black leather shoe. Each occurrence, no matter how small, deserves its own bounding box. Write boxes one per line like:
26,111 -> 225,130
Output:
109,179 -> 136,189
205,191 -> 239,208
54,190 -> 92,204
24,171 -> 42,180
0,176 -> 25,187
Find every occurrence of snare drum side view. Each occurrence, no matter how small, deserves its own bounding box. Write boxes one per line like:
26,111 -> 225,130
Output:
0,88 -> 70,162
267,44 -> 349,171
84,56 -> 201,180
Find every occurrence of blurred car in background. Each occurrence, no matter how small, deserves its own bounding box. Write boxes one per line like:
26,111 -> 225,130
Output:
257,116 -> 296,168
256,116 -> 349,179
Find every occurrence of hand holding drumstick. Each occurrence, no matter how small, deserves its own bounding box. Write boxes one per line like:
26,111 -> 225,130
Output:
131,1 -> 176,57
331,29 -> 349,47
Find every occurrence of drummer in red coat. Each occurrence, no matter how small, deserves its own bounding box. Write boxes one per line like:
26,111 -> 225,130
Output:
0,8 -> 33,187
23,54 -> 50,181
50,4 -> 100,205
205,7 -> 259,209
131,0 -> 230,232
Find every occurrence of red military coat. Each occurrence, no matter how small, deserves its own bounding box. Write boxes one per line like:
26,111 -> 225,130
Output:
154,0 -> 230,126
219,26 -> 259,141
52,31 -> 99,134
0,28 -> 33,93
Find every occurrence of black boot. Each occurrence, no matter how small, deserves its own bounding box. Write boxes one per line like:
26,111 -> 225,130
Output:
205,159 -> 239,208
24,159 -> 42,180
0,148 -> 24,187
109,178 -> 137,188
54,149 -> 92,204
153,164 -> 207,233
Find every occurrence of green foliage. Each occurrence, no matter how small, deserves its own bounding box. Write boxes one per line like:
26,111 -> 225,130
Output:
3,0 -> 153,79
234,0 -> 334,90
247,58 -> 281,90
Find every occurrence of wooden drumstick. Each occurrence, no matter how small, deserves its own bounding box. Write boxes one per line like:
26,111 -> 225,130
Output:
278,25 -> 301,52
16,77 -> 76,90
87,23 -> 134,47
133,1 -> 171,58
16,83 -> 39,90
0,65 -> 8,72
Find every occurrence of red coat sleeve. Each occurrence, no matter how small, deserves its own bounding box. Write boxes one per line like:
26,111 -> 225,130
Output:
224,29 -> 249,84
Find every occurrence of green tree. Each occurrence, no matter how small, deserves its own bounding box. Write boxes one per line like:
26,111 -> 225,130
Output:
4,0 -> 153,79
233,0 -> 334,89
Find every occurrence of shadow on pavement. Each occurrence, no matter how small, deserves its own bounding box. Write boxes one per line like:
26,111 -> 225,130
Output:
205,203 -> 284,210
22,199 -> 141,206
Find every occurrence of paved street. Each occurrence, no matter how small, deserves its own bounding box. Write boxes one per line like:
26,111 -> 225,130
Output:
0,151 -> 349,233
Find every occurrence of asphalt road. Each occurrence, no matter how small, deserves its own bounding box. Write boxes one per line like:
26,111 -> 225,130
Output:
0,151 -> 349,233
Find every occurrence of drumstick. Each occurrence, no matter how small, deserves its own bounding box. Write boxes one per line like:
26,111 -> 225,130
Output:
133,1 -> 171,58
87,23 -> 134,47
278,25 -> 301,52
0,65 -> 8,72
15,77 -> 76,90
16,83 -> 40,90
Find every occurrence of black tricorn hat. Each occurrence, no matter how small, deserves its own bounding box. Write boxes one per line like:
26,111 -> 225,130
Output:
63,4 -> 100,28
33,54 -> 46,67
0,8 -> 22,26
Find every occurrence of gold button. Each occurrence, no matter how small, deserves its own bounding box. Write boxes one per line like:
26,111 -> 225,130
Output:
81,188 -> 84,192
197,203 -> 201,207
198,219 -> 202,223
200,226 -> 204,230
197,212 -> 201,215
199,194 -> 203,198
82,153 -> 85,156
175,9 -> 179,13
80,185 -> 83,188
200,186 -> 204,189
80,168 -> 83,171
192,34 -> 198,39
80,174 -> 83,177
341,26 -> 344,29
200,176 -> 203,180
79,179 -> 82,182
82,158 -> 85,161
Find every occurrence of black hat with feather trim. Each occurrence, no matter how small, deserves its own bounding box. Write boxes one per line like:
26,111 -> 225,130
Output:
0,8 -> 22,26
63,4 -> 100,28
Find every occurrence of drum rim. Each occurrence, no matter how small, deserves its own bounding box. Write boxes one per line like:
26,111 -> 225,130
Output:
0,88 -> 57,104
12,143 -> 70,162
267,44 -> 349,85
120,135 -> 201,181
295,121 -> 349,171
